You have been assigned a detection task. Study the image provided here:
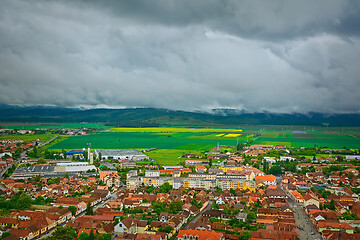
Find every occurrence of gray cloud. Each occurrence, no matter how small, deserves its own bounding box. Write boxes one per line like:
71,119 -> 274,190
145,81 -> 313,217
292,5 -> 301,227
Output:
0,0 -> 360,113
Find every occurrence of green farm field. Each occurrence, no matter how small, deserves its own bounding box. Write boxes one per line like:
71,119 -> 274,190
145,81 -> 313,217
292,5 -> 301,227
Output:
48,128 -> 248,165
46,127 -> 360,165
0,134 -> 55,142
0,123 -> 111,130
253,130 -> 360,148
48,132 -> 243,150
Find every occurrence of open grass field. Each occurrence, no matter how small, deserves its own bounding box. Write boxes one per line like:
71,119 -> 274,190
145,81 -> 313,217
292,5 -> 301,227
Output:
48,132 -> 242,150
253,130 -> 360,148
48,128 -> 247,165
0,134 -> 55,142
145,149 -> 203,166
0,123 -> 111,130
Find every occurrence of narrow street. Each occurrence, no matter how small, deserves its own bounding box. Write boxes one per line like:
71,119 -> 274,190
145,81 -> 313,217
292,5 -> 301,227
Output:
288,200 -> 321,240
182,200 -> 213,230
276,177 -> 321,240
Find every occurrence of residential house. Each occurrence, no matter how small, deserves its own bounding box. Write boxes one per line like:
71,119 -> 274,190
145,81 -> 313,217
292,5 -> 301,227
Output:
177,229 -> 224,240
114,216 -> 137,236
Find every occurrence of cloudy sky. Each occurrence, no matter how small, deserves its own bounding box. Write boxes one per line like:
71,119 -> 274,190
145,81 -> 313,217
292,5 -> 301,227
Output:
1,0 -> 360,113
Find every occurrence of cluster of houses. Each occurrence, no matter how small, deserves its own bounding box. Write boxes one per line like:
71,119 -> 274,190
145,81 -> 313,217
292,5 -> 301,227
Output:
0,138 -> 39,174
0,208 -> 71,239
103,187 -> 212,239
126,165 -> 275,192
1,175 -> 100,202
147,184 -> 298,240
283,168 -> 360,239
0,175 -> 113,239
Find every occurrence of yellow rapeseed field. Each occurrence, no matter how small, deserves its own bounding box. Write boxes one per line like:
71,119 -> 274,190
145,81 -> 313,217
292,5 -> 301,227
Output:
109,127 -> 242,133
224,134 -> 242,137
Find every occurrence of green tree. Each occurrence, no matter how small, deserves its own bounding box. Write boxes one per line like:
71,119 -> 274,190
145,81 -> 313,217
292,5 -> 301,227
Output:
209,217 -> 219,223
89,229 -> 95,240
68,206 -> 77,216
157,182 -> 172,193
239,230 -> 252,240
247,212 -> 257,223
79,232 -> 90,240
44,226 -> 77,240
151,201 -> 167,215
328,199 -> 335,210
145,185 -> 155,194
33,147 -> 38,158
191,199 -> 203,209
168,200 -> 183,214
16,193 -> 32,210
263,160 -> 269,173
85,202 -> 94,215
212,202 -> 219,210
102,233 -> 112,240
215,186 -> 223,193
37,158 -> 47,164
159,225 -> 173,233
1,232 -> 11,239
47,179 -> 55,185
237,143 -> 246,151
268,165 -> 282,175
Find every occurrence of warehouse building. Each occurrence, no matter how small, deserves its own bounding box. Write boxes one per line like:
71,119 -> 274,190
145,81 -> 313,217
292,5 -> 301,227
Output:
95,149 -> 148,160
11,162 -> 97,179
54,162 -> 97,173
12,165 -> 55,179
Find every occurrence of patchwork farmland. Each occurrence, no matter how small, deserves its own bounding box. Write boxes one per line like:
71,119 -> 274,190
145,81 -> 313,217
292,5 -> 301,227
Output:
45,126 -> 360,165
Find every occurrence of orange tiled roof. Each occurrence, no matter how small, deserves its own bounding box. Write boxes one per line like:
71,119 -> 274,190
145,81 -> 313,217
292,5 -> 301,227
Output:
256,175 -> 276,182
291,191 -> 304,200
318,221 -> 354,230
99,171 -> 118,181
178,229 -> 224,240
196,165 -> 207,169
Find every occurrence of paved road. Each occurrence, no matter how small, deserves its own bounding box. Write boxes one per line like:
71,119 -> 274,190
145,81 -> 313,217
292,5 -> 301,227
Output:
182,200 -> 213,230
276,176 -> 321,240
289,201 -> 322,240
37,135 -> 58,148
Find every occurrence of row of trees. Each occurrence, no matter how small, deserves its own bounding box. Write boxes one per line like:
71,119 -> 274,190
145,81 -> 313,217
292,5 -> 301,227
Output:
0,193 -> 50,212
44,226 -> 111,240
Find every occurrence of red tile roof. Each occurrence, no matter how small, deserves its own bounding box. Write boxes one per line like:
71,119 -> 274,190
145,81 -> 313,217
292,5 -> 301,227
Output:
178,229 -> 224,240
256,175 -> 276,182
318,221 -> 354,230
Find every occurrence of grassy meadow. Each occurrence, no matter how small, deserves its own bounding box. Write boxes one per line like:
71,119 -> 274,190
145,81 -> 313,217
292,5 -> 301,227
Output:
0,134 -> 55,142
252,129 -> 360,148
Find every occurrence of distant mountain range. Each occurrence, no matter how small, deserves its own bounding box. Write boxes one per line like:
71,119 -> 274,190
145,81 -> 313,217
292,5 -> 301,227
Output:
0,105 -> 360,127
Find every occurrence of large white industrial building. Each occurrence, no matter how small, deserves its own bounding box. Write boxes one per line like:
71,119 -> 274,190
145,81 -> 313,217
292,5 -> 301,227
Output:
95,149 -> 148,160
54,162 -> 97,173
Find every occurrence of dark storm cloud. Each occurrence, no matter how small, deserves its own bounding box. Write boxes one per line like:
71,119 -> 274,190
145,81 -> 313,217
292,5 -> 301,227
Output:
0,0 -> 360,113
